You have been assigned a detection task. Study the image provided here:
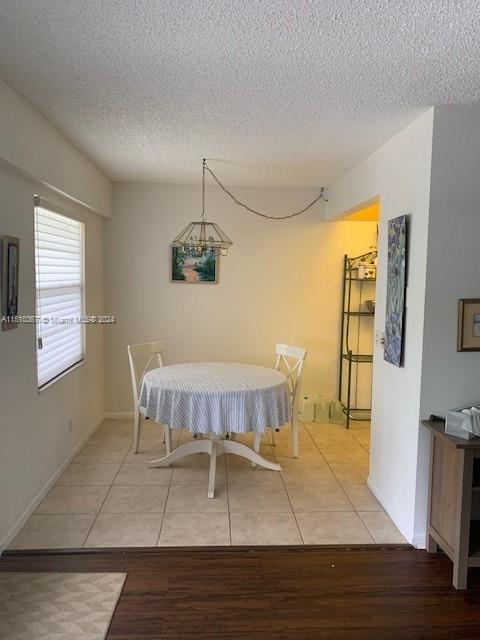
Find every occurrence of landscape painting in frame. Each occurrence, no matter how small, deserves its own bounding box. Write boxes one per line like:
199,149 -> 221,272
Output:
384,215 -> 408,367
171,247 -> 218,284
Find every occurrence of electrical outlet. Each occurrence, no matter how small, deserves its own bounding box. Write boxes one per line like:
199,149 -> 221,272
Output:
375,331 -> 385,347
67,418 -> 73,435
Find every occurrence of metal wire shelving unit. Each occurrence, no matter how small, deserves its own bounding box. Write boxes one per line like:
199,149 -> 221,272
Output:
338,250 -> 376,428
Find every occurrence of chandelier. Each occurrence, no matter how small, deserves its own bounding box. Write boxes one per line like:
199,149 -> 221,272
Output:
171,159 -> 328,257
172,159 -> 233,257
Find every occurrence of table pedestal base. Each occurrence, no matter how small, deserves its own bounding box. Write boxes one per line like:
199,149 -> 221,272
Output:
149,436 -> 281,498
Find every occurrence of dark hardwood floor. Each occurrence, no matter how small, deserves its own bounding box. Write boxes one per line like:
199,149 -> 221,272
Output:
2,546 -> 480,639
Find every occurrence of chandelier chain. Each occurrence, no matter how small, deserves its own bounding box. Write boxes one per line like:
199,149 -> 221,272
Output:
203,160 -> 327,220
202,158 -> 206,222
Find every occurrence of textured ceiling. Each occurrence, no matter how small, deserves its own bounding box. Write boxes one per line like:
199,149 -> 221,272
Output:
0,1 -> 479,186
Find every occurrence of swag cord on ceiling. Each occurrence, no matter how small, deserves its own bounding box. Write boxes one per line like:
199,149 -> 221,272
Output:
203,159 -> 328,220
172,159 -> 328,257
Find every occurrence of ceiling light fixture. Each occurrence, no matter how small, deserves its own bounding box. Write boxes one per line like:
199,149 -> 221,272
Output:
172,159 -> 328,257
172,159 -> 233,257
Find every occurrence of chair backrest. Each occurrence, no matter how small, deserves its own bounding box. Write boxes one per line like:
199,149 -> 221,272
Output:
127,340 -> 165,405
275,343 -> 307,414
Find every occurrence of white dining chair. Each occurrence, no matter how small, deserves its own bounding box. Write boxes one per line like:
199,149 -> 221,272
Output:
127,340 -> 171,455
254,343 -> 307,458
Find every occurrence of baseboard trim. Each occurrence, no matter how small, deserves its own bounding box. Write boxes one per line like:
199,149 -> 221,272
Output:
367,476 -> 415,547
412,532 -> 427,549
0,415 -> 104,554
104,412 -> 133,420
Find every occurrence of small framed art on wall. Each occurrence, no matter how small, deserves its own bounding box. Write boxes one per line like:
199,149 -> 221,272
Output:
457,298 -> 480,352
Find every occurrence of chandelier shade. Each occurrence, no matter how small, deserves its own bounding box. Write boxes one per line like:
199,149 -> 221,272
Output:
172,220 -> 233,256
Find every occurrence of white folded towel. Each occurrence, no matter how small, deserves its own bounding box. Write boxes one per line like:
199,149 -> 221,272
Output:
462,407 -> 480,435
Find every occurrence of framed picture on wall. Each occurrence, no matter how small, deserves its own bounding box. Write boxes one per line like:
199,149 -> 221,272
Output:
457,299 -> 480,351
384,214 -> 408,367
171,247 -> 219,284
1,236 -> 20,331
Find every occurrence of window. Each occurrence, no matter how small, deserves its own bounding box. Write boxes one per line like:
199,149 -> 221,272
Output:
34,199 -> 85,389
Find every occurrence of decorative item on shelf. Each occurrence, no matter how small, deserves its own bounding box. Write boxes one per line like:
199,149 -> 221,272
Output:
329,398 -> 345,424
358,264 -> 376,280
1,236 -> 20,331
457,298 -> 480,352
384,214 -> 408,367
357,245 -> 377,280
171,159 -> 327,266
299,396 -> 314,422
314,395 -> 330,422
365,299 -> 376,313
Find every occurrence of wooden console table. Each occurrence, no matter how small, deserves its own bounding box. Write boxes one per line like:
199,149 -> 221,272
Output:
422,419 -> 480,589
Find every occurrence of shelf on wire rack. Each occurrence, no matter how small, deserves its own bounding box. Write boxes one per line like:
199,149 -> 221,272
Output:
343,311 -> 375,316
341,406 -> 372,421
342,353 -> 373,363
346,277 -> 376,282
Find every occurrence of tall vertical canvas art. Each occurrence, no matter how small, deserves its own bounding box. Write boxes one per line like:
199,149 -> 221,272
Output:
384,215 -> 407,367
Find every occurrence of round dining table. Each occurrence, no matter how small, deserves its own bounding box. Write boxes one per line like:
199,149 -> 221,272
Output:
138,362 -> 290,497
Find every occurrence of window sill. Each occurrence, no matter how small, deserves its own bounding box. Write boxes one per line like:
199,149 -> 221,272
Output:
38,359 -> 85,393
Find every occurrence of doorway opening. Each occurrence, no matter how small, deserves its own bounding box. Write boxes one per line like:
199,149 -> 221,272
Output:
338,199 -> 379,432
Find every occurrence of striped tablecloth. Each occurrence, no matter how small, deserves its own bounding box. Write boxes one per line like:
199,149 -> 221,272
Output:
139,362 -> 291,434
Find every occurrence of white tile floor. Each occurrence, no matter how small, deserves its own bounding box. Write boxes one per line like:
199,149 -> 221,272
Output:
10,418 -> 407,549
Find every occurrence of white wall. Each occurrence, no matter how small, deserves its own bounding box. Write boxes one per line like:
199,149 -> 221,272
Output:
324,109 -> 434,543
0,84 -> 109,549
104,183 -> 376,413
0,78 -> 111,217
415,106 -> 480,538
421,106 -> 480,413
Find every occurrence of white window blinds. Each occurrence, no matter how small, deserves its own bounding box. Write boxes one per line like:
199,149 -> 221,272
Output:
34,201 -> 85,389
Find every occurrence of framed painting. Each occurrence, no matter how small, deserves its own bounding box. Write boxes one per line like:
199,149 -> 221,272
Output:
457,299 -> 480,351
384,215 -> 408,367
1,236 -> 20,331
171,247 -> 218,284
